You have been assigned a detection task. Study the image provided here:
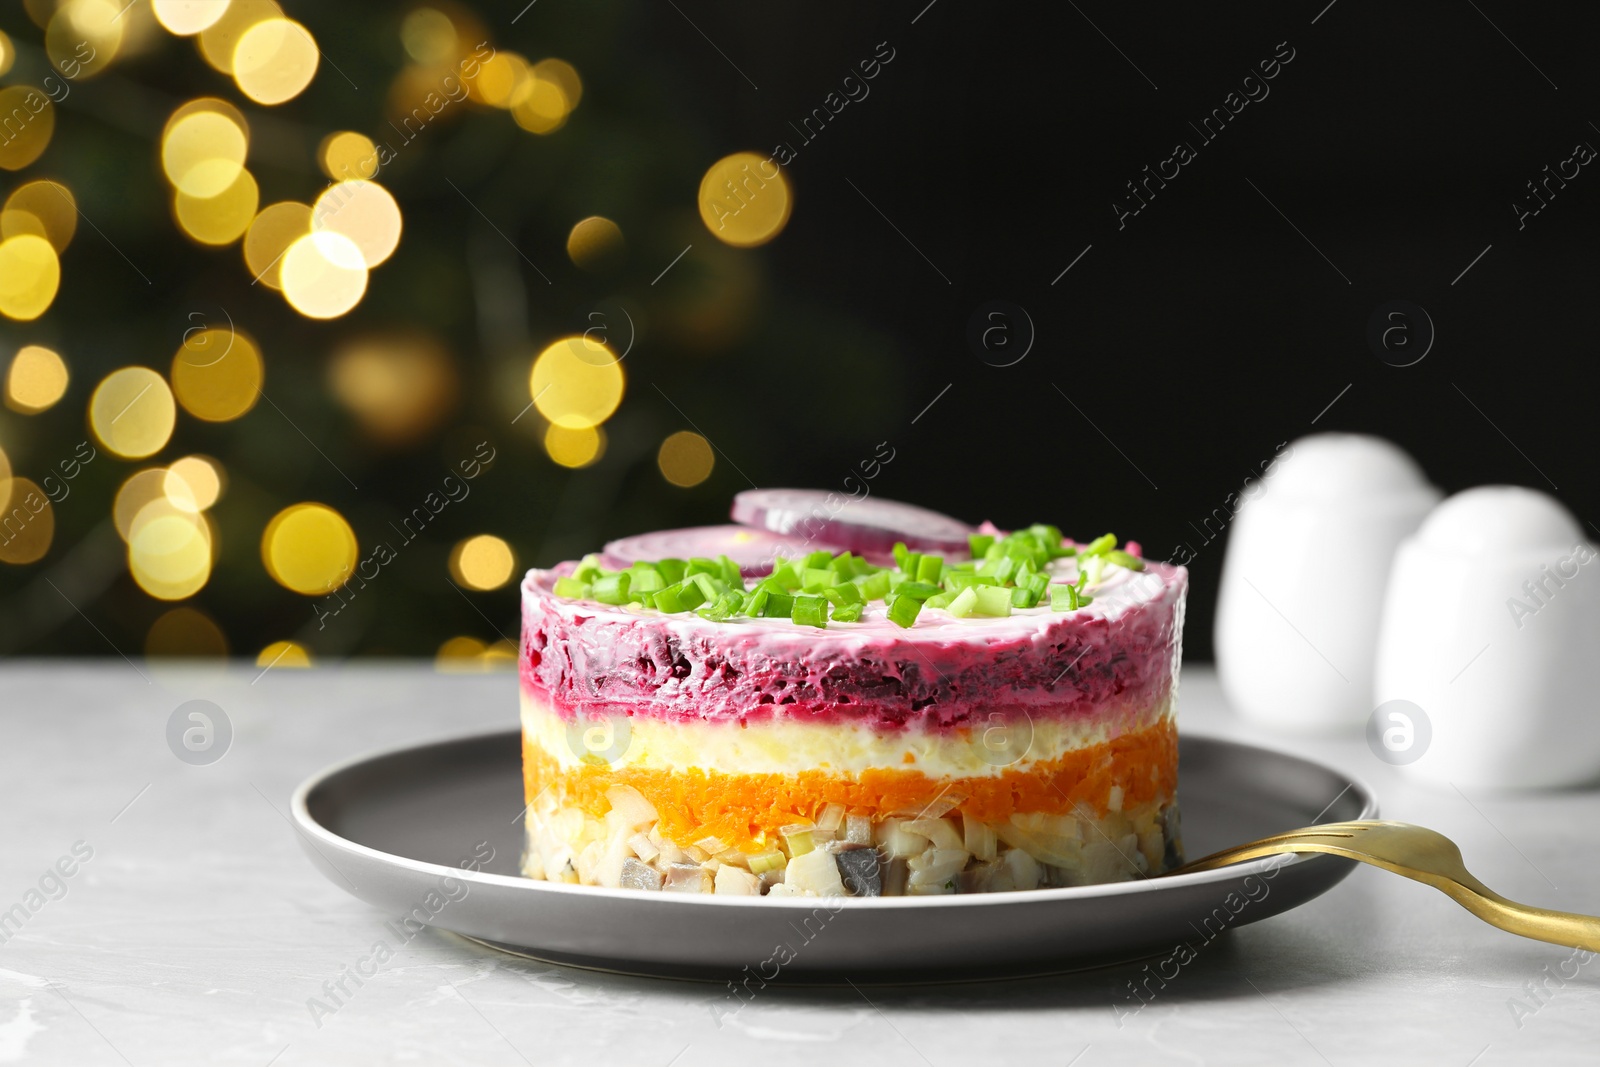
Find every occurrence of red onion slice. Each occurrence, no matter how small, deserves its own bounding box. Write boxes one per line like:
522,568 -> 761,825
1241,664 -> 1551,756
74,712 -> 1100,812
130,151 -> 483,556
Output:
601,525 -> 829,576
730,488 -> 974,558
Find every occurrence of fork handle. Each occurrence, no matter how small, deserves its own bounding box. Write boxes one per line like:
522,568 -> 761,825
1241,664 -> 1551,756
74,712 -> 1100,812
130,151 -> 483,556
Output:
1438,879 -> 1600,954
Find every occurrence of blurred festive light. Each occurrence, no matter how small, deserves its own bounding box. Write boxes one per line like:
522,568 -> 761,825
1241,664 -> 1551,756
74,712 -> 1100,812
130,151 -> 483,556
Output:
400,7 -> 456,64
171,327 -> 262,422
162,110 -> 248,198
471,51 -> 532,108
0,477 -> 53,564
129,500 -> 212,600
232,17 -> 318,105
328,333 -> 457,445
0,31 -> 13,77
0,86 -> 52,171
242,200 -> 311,288
163,95 -> 249,140
0,235 -> 60,320
543,423 -> 604,469
450,534 -> 515,591
5,345 -> 69,414
145,605 -> 228,657
198,0 -> 280,73
256,639 -> 312,668
113,469 -> 171,541
436,635 -> 488,671
528,336 -> 624,430
89,367 -> 176,459
482,638 -> 516,668
319,131 -> 379,181
566,216 -> 625,273
262,502 -> 357,595
280,232 -> 367,318
166,456 -> 223,512
534,59 -> 583,107
698,151 -> 792,248
0,444 -> 10,509
153,0 -> 232,35
312,181 -> 402,268
2,181 -> 77,251
46,0 -> 124,79
510,75 -> 570,135
174,168 -> 259,245
657,430 -> 715,487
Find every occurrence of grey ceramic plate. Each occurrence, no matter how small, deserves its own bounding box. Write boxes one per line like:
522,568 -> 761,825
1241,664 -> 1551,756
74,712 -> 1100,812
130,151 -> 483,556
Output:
291,730 -> 1377,983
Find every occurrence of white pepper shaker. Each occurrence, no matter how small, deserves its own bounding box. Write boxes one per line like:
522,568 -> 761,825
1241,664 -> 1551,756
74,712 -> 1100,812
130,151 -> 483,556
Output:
1215,433 -> 1440,732
1374,486 -> 1600,789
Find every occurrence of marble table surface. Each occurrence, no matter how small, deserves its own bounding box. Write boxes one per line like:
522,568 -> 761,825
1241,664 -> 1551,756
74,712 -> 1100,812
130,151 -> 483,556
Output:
1,661 -> 1597,1066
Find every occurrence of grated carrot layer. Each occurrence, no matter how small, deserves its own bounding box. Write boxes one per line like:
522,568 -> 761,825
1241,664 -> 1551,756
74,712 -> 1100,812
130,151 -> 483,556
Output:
522,716 -> 1177,852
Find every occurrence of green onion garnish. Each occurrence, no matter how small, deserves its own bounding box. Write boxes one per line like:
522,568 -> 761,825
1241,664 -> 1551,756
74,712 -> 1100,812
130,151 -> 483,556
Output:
887,593 -> 923,628
947,586 -> 978,618
762,591 -> 795,618
553,576 -> 591,599
973,585 -> 1012,617
822,583 -> 863,607
892,541 -> 911,571
1106,549 -> 1145,571
893,581 -> 942,601
831,601 -> 864,623
801,567 -> 835,592
856,571 -> 892,601
792,595 -> 828,628
915,554 -> 943,584
745,587 -> 771,617
656,558 -> 686,585
593,572 -> 631,605
968,533 -> 994,559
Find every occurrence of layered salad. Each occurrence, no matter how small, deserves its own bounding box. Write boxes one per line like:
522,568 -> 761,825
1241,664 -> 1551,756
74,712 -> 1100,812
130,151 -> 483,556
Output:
519,490 -> 1187,898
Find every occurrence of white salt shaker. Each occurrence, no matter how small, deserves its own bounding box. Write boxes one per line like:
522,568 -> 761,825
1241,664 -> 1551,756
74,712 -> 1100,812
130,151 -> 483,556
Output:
1374,486 -> 1600,789
1215,433 -> 1440,732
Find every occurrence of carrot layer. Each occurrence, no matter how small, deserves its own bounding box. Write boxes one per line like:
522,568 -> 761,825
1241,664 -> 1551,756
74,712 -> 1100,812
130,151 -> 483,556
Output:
522,716 -> 1177,852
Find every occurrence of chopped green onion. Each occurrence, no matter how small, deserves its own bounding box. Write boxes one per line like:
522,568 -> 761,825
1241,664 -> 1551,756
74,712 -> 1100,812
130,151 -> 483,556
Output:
831,601 -> 864,623
1081,533 -> 1116,556
822,583 -> 863,607
947,586 -> 979,618
749,849 -> 787,873
655,558 -> 686,585
857,571 -> 892,601
691,572 -> 723,600
901,552 -> 922,583
762,591 -> 795,618
801,567 -> 835,592
968,533 -> 994,559
553,577 -> 591,599
1010,585 -> 1038,609
887,593 -> 924,628
573,556 -> 603,583
718,555 -> 743,585
593,572 -> 631,605
792,595 -> 828,628
803,550 -> 834,570
924,591 -> 955,610
628,565 -> 665,594
916,554 -> 943,583
973,585 -> 1013,616
745,587 -> 771,617
1050,585 -> 1075,611
701,592 -> 742,620
655,580 -> 706,613
892,541 -> 911,571
1106,549 -> 1146,571
945,571 -> 996,592
768,562 -> 800,590
686,557 -> 720,578
894,581 -> 942,601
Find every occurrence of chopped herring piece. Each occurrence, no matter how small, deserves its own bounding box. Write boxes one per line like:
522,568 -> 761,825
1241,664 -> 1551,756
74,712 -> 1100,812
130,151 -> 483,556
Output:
835,847 -> 884,897
662,863 -> 710,893
619,857 -> 663,892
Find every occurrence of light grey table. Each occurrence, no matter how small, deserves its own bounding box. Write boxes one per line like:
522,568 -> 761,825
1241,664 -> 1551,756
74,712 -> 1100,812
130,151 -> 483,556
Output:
1,662 -> 1596,1066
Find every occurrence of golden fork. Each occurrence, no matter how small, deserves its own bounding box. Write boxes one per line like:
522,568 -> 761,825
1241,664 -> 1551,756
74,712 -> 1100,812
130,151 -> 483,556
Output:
1171,819 -> 1600,952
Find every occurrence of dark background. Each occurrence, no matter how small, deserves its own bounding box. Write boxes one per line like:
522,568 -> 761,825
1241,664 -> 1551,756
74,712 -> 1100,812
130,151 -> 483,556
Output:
1,0 -> 1594,661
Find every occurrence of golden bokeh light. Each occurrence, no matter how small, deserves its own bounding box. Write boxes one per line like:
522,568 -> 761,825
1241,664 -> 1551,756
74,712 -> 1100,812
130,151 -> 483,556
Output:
328,333 -> 457,446
145,606 -> 228,657
0,235 -> 60,321
483,638 -> 517,667
319,131 -> 379,181
129,501 -> 212,600
171,326 -> 262,422
5,344 -> 69,414
400,7 -> 456,64
242,200 -> 311,288
657,430 -> 715,487
153,0 -> 232,35
0,86 -> 52,171
0,476 -> 53,564
46,0 -> 123,80
534,58 -> 582,108
436,635 -> 487,670
113,469 -> 170,541
198,0 -> 280,73
312,181 -> 402,267
174,167 -> 259,245
90,367 -> 176,459
161,109 -> 248,198
280,231 -> 367,318
543,423 -> 604,468
262,502 -> 357,595
510,76 -> 570,135
471,51 -> 532,108
257,639 -> 312,668
0,444 -> 9,511
2,180 -> 77,251
0,30 -> 13,77
566,216 -> 624,273
166,455 -> 223,512
529,336 -> 624,430
698,151 -> 792,248
162,95 -> 249,141
450,534 -> 515,591
232,17 -> 318,105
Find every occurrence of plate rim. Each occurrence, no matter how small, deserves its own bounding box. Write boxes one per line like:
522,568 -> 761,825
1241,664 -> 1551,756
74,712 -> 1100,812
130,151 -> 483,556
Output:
290,727 -> 1379,911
